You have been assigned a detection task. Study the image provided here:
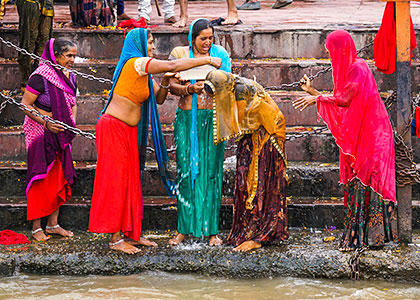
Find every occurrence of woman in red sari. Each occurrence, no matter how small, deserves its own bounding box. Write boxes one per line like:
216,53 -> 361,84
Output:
293,30 -> 397,251
88,28 -> 222,254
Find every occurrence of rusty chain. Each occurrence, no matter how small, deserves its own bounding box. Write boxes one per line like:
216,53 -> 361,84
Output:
389,92 -> 420,186
0,36 -> 113,84
0,91 -> 96,139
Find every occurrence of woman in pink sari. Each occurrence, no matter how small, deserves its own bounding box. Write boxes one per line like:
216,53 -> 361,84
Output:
293,30 -> 397,251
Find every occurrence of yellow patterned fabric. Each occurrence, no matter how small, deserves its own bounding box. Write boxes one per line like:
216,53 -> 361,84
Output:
205,70 -> 287,210
0,0 -> 8,20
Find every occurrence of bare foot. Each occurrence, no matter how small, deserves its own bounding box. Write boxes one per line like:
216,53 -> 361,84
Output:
173,17 -> 187,28
168,233 -> 185,245
209,235 -> 223,246
221,13 -> 240,25
110,240 -> 141,254
125,237 -> 158,247
31,228 -> 50,242
45,225 -> 74,238
233,240 -> 261,252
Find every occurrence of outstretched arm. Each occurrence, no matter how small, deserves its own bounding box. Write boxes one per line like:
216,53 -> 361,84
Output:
147,56 -> 222,74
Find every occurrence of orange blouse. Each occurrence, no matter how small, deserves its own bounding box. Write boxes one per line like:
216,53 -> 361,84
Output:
113,57 -> 152,106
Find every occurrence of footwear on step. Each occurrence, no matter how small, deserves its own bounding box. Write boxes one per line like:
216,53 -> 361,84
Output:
164,16 -> 177,24
117,13 -> 131,21
272,0 -> 293,9
236,1 -> 260,10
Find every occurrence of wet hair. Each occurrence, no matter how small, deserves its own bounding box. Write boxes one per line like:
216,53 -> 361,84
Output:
147,30 -> 152,39
191,19 -> 214,42
53,38 -> 76,57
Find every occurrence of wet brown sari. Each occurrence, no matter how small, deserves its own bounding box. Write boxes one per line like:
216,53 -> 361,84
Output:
204,70 -> 289,246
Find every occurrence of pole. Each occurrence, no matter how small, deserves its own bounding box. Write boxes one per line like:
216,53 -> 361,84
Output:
395,0 -> 412,243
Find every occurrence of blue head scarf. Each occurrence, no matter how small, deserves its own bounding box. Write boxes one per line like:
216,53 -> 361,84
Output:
100,28 -> 175,196
188,19 -> 232,188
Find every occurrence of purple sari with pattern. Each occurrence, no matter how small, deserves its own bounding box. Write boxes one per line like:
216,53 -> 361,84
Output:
23,38 -> 77,194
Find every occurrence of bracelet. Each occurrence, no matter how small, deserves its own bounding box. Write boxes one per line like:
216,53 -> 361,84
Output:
185,83 -> 192,96
159,82 -> 170,89
209,57 -> 213,65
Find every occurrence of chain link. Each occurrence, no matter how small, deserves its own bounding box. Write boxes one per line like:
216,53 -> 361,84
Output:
264,41 -> 374,91
0,92 -> 96,139
389,92 -> 420,186
348,246 -> 368,280
0,97 -> 7,115
0,36 -> 113,84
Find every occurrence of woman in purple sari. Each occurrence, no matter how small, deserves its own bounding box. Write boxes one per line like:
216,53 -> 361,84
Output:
21,38 -> 78,241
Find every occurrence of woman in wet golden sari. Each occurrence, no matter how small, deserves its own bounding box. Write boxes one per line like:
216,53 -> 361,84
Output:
204,70 -> 289,252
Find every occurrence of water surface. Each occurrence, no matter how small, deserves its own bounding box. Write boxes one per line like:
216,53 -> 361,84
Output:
1,271 -> 420,300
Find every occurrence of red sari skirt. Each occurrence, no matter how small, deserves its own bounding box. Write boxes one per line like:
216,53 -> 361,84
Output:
27,154 -> 71,220
89,114 -> 143,241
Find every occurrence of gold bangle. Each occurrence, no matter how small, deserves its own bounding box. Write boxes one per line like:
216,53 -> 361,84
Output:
159,82 -> 170,89
185,83 -> 192,95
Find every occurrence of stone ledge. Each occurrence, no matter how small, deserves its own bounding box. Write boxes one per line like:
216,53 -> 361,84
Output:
0,230 -> 419,282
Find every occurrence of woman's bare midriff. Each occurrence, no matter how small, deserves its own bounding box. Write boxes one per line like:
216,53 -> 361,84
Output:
104,94 -> 142,127
178,93 -> 213,110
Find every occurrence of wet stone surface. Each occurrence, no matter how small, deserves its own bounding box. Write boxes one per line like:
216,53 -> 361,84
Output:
1,229 -> 420,282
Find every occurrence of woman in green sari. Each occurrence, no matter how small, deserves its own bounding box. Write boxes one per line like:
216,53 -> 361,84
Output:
164,18 -> 231,246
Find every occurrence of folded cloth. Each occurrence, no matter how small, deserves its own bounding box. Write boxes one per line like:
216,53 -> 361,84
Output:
0,230 -> 30,245
117,17 -> 148,30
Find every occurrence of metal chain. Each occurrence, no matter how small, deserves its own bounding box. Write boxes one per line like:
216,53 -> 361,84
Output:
0,36 -> 113,84
389,92 -> 420,186
348,246 -> 368,280
286,126 -> 329,141
264,41 -> 374,91
0,92 -> 96,139
0,97 -> 7,115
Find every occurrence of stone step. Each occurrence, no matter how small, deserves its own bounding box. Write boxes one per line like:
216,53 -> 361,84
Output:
0,125 -> 342,162
3,122 -> 420,162
0,58 -> 413,93
0,160 -> 345,198
0,91 -> 326,127
1,160 -> 419,199
3,25 -> 420,60
2,195 -> 420,231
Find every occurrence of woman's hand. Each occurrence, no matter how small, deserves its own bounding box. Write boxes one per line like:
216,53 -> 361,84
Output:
299,74 -> 319,96
210,57 -> 222,69
45,121 -> 65,134
190,81 -> 204,94
292,95 -> 318,111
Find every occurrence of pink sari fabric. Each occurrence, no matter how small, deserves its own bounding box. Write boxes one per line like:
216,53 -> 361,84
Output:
317,30 -> 396,202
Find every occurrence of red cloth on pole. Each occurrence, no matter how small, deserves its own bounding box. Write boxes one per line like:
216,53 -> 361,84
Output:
374,2 -> 417,75
0,230 -> 30,245
89,114 -> 143,241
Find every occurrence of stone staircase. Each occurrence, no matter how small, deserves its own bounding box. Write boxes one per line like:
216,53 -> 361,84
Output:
1,25 -> 420,231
